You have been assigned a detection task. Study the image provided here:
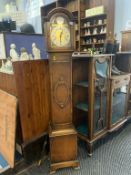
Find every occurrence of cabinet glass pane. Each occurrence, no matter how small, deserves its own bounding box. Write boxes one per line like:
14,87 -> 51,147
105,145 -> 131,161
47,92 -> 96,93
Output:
93,92 -> 107,133
111,86 -> 127,124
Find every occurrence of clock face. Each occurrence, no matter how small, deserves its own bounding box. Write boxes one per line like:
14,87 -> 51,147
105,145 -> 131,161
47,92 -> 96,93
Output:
50,16 -> 71,48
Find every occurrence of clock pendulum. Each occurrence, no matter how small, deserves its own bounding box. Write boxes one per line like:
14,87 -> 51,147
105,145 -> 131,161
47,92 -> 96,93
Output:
44,8 -> 79,173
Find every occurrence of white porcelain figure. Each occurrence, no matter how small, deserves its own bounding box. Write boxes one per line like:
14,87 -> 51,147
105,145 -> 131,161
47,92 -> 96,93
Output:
10,43 -> 19,61
20,48 -> 29,61
29,54 -> 33,60
4,59 -> 13,73
32,43 -> 41,60
93,28 -> 97,35
0,60 -> 5,70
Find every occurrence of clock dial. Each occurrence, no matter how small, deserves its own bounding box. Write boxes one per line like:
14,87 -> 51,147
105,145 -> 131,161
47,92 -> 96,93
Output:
51,26 -> 70,47
50,16 -> 71,48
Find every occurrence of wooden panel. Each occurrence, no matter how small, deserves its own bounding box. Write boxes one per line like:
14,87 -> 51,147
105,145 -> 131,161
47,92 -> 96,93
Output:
50,129 -> 77,163
50,54 -> 72,125
0,72 -> 17,96
121,31 -> 131,51
0,90 -> 17,168
13,60 -> 50,143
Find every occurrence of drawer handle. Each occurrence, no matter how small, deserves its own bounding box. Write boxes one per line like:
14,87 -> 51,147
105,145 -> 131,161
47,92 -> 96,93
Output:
124,78 -> 128,81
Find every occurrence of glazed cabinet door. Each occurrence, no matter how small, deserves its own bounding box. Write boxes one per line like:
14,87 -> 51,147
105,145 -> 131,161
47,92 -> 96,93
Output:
92,56 -> 110,135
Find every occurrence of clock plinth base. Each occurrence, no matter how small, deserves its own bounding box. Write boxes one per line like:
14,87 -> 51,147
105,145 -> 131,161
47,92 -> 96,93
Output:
49,126 -> 79,173
51,123 -> 74,130
50,160 -> 79,174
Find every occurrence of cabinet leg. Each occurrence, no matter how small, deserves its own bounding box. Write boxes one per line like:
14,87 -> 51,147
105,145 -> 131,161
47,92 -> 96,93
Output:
87,143 -> 93,157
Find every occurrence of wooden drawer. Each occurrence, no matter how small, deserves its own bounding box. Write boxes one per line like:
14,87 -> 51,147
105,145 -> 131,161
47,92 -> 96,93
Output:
111,75 -> 130,89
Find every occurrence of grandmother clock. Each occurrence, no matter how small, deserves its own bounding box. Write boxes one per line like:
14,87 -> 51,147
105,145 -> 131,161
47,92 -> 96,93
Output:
44,8 -> 79,173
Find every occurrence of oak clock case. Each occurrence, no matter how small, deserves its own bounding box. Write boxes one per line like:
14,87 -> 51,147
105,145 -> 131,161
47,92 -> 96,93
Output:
44,8 -> 79,173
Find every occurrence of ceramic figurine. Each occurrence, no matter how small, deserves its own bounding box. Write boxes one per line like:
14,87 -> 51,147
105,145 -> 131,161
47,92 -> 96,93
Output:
86,29 -> 90,36
20,48 -> 29,61
32,43 -> 41,60
87,22 -> 90,27
98,19 -> 102,25
0,60 -> 5,70
84,23 -> 87,27
100,27 -> 104,34
85,30 -> 88,35
103,27 -> 107,33
4,58 -> 13,73
29,54 -> 33,60
93,28 -> 97,35
10,43 -> 19,61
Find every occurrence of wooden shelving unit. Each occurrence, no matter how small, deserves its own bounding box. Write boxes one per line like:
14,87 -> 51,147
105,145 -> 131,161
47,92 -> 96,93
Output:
80,13 -> 107,52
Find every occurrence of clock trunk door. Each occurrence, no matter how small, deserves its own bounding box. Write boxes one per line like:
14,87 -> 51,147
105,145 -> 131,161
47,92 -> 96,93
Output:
50,53 -> 72,126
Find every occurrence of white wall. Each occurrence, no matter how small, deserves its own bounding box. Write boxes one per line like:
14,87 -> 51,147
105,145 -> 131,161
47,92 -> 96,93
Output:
115,0 -> 131,42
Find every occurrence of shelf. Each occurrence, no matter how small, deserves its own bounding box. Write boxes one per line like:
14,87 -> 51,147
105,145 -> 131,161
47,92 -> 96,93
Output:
72,10 -> 78,14
81,24 -> 107,29
81,33 -> 106,38
76,123 -> 88,136
81,42 -> 105,46
81,13 -> 107,21
75,102 -> 88,112
74,81 -> 89,87
75,98 -> 103,112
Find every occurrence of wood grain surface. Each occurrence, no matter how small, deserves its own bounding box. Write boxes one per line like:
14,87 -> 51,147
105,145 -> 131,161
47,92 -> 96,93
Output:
13,60 -> 50,143
0,90 -> 17,168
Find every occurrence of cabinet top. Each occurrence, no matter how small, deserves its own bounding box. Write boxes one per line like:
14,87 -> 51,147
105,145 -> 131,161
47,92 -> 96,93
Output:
117,51 -> 131,55
72,52 -> 114,58
121,30 -> 131,34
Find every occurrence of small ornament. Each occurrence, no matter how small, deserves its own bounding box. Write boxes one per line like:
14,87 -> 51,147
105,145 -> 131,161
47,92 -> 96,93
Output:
32,43 -> 41,60
20,48 -> 29,61
10,43 -> 19,61
93,28 -> 97,35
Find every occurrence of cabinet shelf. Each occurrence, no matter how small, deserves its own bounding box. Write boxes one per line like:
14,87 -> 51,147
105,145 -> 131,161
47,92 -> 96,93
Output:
75,99 -> 102,112
72,10 -> 78,14
81,42 -> 104,46
74,81 -> 89,87
75,103 -> 88,112
81,13 -> 107,21
81,33 -> 106,38
81,23 -> 107,29
76,123 -> 88,136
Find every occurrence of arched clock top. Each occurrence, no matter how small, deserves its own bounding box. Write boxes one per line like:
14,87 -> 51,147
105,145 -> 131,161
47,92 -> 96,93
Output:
46,7 -> 74,22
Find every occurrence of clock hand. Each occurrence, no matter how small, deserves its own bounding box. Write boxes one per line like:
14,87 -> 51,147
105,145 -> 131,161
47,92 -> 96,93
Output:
60,30 -> 63,45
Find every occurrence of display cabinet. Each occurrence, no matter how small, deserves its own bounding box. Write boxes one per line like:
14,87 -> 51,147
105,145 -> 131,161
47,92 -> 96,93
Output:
72,53 -> 112,155
108,74 -> 130,132
115,30 -> 131,116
